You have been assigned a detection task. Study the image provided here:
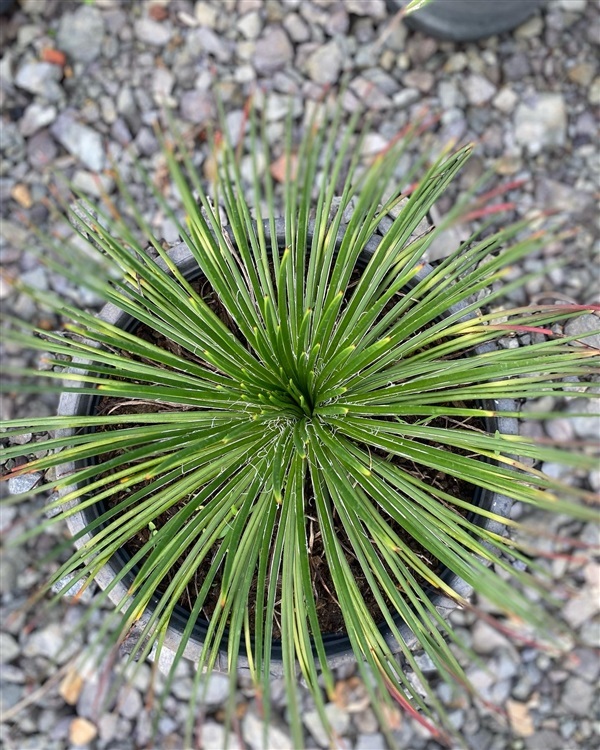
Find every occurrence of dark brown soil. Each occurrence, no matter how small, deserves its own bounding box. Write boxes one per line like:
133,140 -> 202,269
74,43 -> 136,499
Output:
93,271 -> 485,640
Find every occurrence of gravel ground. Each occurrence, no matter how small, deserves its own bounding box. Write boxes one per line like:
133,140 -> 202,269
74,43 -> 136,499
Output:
1,1 -> 599,749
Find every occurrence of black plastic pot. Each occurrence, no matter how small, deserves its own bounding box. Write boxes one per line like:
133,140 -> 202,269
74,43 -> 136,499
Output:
56,220 -> 516,675
0,0 -> 16,16
388,0 -> 546,41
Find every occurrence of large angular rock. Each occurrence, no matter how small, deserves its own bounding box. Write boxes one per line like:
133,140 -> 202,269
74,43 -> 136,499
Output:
57,5 -> 105,63
15,62 -> 63,101
50,112 -> 105,172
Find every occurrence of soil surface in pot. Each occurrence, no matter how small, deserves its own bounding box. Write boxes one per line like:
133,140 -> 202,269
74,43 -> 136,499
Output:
95,274 -> 485,640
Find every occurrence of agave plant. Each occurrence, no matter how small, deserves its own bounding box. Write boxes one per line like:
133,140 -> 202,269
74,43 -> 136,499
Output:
2,95 -> 598,749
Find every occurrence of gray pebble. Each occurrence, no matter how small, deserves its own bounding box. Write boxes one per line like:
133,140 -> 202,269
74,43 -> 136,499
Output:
304,704 -> 350,748
98,712 -> 119,744
14,62 -> 63,102
305,40 -> 343,85
152,68 -> 175,105
180,89 -> 215,124
117,686 -> 143,719
470,619 -> 513,655
72,169 -> 115,197
116,86 -> 139,131
346,0 -> 386,18
562,590 -> 600,630
201,721 -> 243,750
202,671 -> 231,707
188,27 -> 233,63
20,266 -> 48,292
564,313 -> 600,350
544,418 -> 574,442
512,673 -> 537,701
1,121 -> 26,164
463,74 -> 497,106
8,432 -> 33,446
570,648 -> 600,684
525,730 -> 565,750
567,397 -> 600,440
157,714 -> 178,735
283,12 -> 310,42
111,118 -> 133,146
560,676 -> 594,717
50,113 -> 104,172
7,472 -> 42,495
254,26 -> 293,75
438,80 -> 464,109
0,632 -> 20,664
22,623 -> 79,663
19,103 -> 57,137
493,86 -> 519,113
355,733 -> 386,750
403,70 -> 434,93
351,76 -> 392,110
134,18 -> 173,47
0,682 -> 23,712
76,677 -> 102,720
170,674 -> 193,701
51,572 -> 94,603
242,708 -> 292,750
353,707 -> 379,734
579,618 -> 600,647
57,5 -> 105,63
541,461 -> 571,480
25,129 -> 56,170
503,52 -> 532,81
393,88 -> 421,109
326,5 -> 349,35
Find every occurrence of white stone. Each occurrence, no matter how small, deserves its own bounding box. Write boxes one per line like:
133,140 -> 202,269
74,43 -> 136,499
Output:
238,11 -> 262,39
493,87 -> 518,114
0,632 -> 20,664
201,721 -> 242,750
152,67 -> 175,105
558,0 -> 587,11
19,103 -> 57,137
194,0 -> 218,27
514,94 -> 567,155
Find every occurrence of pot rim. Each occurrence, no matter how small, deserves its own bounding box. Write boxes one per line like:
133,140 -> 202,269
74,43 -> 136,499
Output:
56,219 -> 517,675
